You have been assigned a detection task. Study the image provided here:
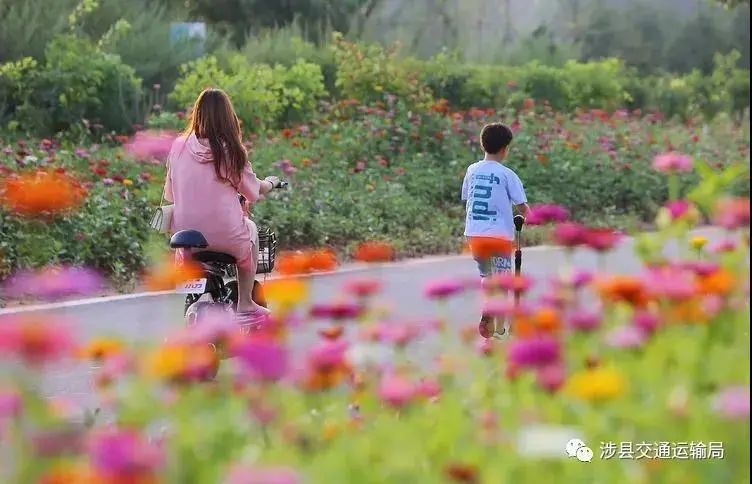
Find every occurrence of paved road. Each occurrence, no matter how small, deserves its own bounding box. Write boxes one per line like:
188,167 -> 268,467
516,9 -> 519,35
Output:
0,227 -> 729,415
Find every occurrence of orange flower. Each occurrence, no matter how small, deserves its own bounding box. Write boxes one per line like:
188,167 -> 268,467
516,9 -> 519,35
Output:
532,307 -> 562,334
510,307 -> 561,337
39,463 -> 97,484
1,170 -> 87,216
281,128 -> 295,138
353,241 -> 394,263
277,251 -> 312,275
78,337 -> 125,362
664,299 -> 710,324
144,259 -> 203,291
308,249 -> 338,272
467,237 -> 512,259
697,269 -> 735,296
598,275 -> 650,308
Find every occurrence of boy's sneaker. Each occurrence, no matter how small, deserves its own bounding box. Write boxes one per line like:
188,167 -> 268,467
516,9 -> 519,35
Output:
478,314 -> 494,339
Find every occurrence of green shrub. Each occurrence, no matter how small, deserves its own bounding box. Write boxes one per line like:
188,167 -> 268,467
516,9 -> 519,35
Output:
242,29 -> 337,93
1,35 -> 142,135
331,33 -> 431,106
171,55 -> 326,130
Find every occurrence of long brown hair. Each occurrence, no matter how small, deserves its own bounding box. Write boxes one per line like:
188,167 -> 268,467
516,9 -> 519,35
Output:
185,88 -> 246,187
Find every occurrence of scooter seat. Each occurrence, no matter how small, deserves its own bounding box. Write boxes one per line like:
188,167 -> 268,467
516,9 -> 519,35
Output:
193,251 -> 237,265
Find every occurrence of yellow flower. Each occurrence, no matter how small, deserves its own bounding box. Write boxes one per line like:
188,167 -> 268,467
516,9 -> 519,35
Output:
144,344 -> 188,380
122,179 -> 133,186
78,337 -> 124,361
690,236 -> 708,251
567,367 -> 626,402
263,277 -> 309,310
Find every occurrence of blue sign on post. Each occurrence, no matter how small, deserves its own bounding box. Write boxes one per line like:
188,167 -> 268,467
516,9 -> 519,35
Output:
170,22 -> 207,55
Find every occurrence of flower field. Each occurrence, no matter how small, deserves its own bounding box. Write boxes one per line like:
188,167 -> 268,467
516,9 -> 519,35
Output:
1,100 -> 749,291
0,148 -> 749,482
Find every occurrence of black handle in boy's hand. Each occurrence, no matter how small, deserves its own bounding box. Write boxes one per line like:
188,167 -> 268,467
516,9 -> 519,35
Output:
514,214 -> 525,232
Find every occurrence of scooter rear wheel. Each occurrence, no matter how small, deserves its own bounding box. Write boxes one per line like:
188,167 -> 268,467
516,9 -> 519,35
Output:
252,280 -> 267,308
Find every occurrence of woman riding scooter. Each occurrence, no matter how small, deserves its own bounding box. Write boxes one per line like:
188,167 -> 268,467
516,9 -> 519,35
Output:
163,88 -> 280,328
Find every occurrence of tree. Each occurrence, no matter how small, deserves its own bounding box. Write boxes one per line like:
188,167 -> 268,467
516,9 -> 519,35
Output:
181,0 -> 382,46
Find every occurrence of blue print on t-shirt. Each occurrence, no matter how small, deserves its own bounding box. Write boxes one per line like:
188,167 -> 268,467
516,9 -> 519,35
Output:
471,173 -> 500,221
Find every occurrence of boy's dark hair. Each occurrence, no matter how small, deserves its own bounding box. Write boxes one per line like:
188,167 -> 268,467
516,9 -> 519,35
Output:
480,123 -> 513,155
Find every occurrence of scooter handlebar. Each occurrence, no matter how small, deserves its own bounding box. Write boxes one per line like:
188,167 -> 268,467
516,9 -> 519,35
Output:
514,214 -> 525,232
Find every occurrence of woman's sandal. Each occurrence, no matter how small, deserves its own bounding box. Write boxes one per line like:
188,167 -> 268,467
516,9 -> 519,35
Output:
235,307 -> 271,334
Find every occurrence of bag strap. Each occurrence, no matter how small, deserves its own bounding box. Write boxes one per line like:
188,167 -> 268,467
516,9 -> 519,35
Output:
159,157 -> 170,209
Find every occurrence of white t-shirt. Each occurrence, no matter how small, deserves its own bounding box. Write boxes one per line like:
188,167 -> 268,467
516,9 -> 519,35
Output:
461,160 -> 527,239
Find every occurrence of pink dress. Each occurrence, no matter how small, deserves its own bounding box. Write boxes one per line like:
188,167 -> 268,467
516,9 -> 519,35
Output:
164,133 -> 264,270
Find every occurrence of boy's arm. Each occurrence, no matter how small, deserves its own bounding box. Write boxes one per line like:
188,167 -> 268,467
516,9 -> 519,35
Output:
461,171 -> 470,201
515,203 -> 530,217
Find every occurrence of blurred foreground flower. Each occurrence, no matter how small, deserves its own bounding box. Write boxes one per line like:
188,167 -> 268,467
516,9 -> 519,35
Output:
87,427 -> 163,482
379,373 -> 416,408
262,278 -> 309,310
0,315 -> 75,365
230,335 -> 288,381
353,241 -> 394,263
567,367 -> 626,402
2,265 -> 104,301
78,338 -> 125,363
712,385 -> 750,420
0,170 -> 87,216
144,258 -> 203,291
526,204 -> 569,225
343,277 -> 382,298
225,464 -> 300,484
714,197 -> 750,229
597,275 -> 650,308
123,130 -> 176,161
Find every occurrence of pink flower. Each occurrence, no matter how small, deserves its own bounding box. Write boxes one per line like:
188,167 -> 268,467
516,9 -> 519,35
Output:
2,265 -> 104,301
225,465 -> 300,484
0,315 -> 75,365
481,298 -> 516,318
378,373 -> 416,408
230,336 -> 288,381
642,265 -> 697,301
711,240 -> 737,254
605,325 -> 647,349
714,197 -> 750,229
374,321 -> 423,347
584,228 -> 621,252
526,204 -> 570,225
88,427 -> 163,478
712,385 -> 749,420
417,378 -> 442,400
424,279 -> 465,299
123,130 -> 176,161
536,363 -> 566,393
181,304 -> 237,345
508,336 -> 560,368
476,338 -> 494,356
0,389 -> 22,419
552,222 -> 588,248
343,277 -> 382,298
482,273 -> 533,294
632,311 -> 660,335
274,159 -> 297,176
664,200 -> 698,221
310,302 -> 363,320
653,152 -> 693,173
568,308 -> 602,332
307,339 -> 348,371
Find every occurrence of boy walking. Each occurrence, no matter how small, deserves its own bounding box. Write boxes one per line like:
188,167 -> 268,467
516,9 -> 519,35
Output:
461,122 -> 529,338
